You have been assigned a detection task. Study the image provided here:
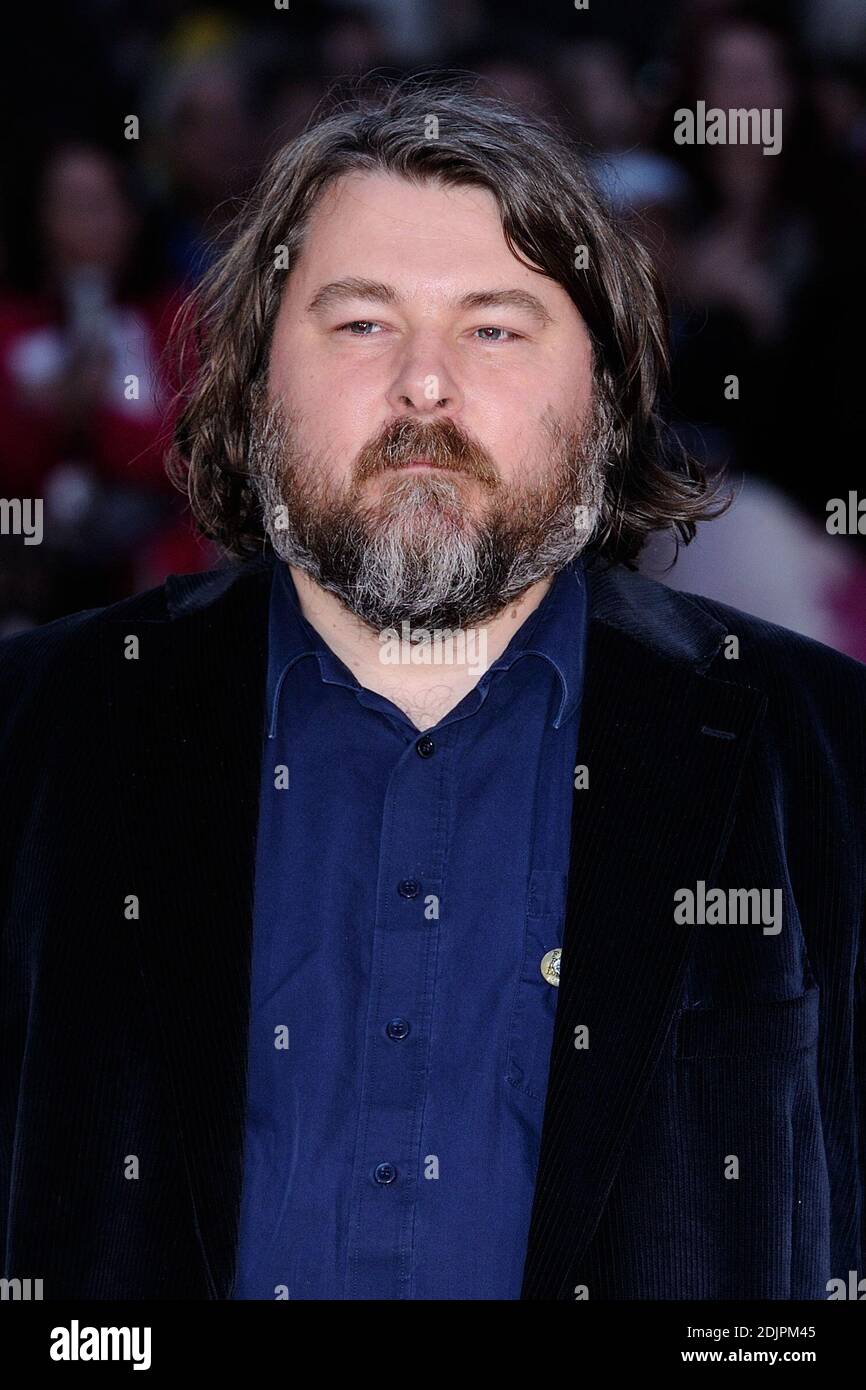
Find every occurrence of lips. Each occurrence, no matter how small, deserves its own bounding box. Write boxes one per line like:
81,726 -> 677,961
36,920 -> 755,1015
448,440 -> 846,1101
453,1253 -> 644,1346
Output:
397,458 -> 454,469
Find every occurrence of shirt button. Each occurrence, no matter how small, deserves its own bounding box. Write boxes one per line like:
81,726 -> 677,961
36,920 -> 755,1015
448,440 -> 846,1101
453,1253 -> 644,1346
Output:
540,948 -> 562,986
397,879 -> 420,899
415,735 -> 435,758
373,1162 -> 397,1185
386,1018 -> 410,1040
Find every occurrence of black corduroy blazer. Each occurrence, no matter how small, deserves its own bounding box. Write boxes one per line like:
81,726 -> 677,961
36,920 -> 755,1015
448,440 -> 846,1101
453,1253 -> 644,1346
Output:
1,552 -> 864,1300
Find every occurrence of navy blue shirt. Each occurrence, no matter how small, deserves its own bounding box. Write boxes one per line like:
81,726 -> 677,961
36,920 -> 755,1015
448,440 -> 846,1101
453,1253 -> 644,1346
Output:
231,556 -> 587,1300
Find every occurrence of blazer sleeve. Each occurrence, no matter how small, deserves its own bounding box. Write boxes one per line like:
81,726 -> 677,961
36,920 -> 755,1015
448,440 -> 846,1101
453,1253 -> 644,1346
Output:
0,631 -> 34,1268
0,614 -> 95,1269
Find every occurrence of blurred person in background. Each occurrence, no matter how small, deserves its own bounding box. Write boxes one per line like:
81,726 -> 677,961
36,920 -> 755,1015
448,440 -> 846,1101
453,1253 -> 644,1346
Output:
321,3 -> 393,73
145,41 -> 260,283
555,36 -> 652,171
0,139 -> 214,630
660,8 -> 865,511
447,38 -> 562,118
257,53 -> 330,159
674,14 -> 810,342
619,4 -> 866,660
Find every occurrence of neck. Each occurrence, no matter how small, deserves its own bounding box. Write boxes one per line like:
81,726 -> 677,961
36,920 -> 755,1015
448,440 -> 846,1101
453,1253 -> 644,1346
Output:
287,564 -> 555,731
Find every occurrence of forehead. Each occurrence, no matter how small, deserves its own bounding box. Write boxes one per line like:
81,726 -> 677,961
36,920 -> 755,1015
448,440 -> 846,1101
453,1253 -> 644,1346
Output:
289,170 -> 549,293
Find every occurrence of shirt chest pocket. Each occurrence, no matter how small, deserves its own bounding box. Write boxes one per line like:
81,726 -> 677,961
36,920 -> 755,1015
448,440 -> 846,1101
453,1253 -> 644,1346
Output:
505,869 -> 568,1102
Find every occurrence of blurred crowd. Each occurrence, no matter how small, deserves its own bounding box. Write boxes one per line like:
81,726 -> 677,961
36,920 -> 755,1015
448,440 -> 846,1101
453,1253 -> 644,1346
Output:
2,0 -> 866,656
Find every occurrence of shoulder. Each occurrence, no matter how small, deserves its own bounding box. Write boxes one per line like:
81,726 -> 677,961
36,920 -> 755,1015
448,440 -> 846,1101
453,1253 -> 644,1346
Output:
684,586 -> 866,702
0,584 -> 164,690
596,562 -> 866,693
0,557 -> 271,726
588,563 -> 866,782
662,583 -> 866,811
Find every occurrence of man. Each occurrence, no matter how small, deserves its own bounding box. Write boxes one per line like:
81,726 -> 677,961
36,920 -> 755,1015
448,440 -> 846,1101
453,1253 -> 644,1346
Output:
1,78 -> 864,1302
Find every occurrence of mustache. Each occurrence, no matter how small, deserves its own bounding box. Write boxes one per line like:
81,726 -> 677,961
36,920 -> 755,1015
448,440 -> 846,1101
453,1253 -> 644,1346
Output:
353,416 -> 500,487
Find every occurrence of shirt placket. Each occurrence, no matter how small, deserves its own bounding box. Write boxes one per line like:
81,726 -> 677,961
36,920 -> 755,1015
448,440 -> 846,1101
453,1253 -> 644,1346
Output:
342,726 -> 450,1299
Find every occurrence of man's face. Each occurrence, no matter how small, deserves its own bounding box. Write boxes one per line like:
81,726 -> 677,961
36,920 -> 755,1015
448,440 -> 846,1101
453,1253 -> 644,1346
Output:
253,170 -> 609,630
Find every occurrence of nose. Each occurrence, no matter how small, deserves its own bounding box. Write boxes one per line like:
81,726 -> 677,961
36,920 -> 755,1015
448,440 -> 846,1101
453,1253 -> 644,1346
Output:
386,336 -> 463,417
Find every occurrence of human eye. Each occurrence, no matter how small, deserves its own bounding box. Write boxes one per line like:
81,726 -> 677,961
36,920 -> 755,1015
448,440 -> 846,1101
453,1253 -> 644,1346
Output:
472,326 -> 521,343
335,320 -> 383,336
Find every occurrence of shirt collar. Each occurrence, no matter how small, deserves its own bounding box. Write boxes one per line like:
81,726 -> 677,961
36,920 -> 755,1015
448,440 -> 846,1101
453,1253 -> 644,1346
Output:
266,555 -> 587,735
484,559 -> 586,728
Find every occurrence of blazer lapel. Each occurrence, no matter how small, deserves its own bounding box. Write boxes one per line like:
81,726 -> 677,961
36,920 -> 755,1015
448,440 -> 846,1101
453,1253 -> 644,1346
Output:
521,564 -> 768,1299
101,556 -> 273,1298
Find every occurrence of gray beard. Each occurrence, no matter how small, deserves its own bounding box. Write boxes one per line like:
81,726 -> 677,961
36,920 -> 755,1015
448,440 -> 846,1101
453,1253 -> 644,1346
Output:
248,397 -> 613,632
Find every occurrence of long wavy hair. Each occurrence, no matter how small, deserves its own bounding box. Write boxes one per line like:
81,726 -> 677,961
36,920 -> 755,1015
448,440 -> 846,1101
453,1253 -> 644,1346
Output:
167,72 -> 727,566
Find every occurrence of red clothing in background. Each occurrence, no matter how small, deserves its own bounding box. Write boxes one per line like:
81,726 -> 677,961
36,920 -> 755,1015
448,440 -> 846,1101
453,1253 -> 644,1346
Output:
0,286 -> 183,495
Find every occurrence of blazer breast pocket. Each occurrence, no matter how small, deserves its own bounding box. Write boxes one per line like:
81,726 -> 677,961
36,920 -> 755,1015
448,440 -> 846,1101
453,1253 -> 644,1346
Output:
673,986 -> 820,1060
505,869 -> 567,1101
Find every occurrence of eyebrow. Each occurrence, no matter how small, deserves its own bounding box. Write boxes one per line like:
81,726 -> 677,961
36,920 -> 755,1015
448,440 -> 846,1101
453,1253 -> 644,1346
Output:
306,277 -> 554,327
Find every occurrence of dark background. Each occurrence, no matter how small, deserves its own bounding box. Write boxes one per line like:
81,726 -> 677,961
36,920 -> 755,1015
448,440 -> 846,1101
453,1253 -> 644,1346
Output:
2,0 -> 865,656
